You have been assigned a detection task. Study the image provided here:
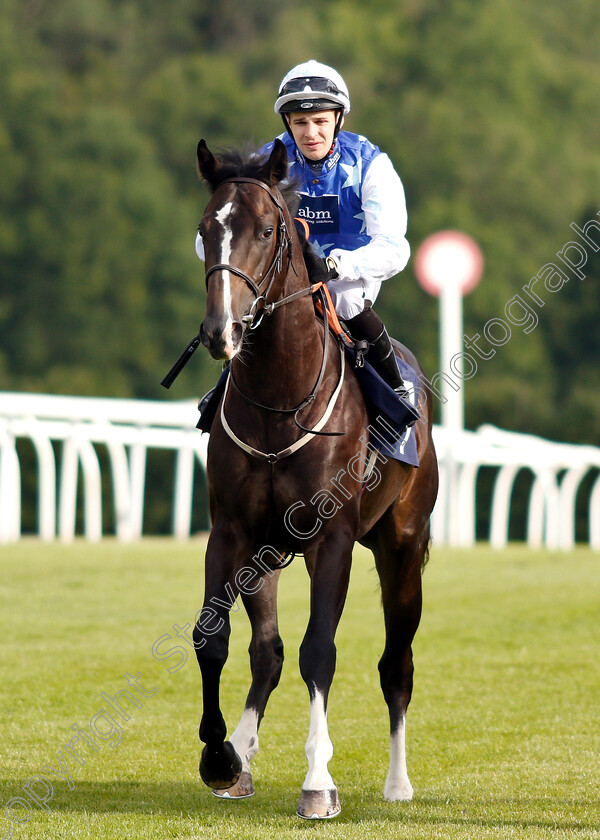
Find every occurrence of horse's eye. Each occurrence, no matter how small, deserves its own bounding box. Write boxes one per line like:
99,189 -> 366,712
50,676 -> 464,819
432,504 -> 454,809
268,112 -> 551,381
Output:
261,227 -> 274,240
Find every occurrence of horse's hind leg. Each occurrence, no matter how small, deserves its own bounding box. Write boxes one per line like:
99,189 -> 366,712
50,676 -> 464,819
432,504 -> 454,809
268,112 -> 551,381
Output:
373,519 -> 429,802
212,571 -> 284,799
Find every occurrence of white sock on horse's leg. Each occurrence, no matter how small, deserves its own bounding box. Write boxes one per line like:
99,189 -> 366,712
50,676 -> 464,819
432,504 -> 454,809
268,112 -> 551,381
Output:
296,689 -> 341,819
302,689 -> 335,791
384,714 -> 413,801
212,708 -> 258,799
229,708 -> 260,774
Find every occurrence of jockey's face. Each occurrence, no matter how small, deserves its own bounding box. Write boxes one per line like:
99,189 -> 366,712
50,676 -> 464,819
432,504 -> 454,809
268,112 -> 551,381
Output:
287,110 -> 343,161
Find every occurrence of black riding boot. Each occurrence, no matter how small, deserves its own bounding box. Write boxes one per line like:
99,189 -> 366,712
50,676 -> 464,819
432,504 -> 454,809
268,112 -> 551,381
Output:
366,326 -> 410,399
345,308 -> 410,400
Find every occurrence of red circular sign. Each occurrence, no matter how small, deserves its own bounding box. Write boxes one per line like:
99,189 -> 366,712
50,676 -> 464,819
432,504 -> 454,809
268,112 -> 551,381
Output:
415,230 -> 484,297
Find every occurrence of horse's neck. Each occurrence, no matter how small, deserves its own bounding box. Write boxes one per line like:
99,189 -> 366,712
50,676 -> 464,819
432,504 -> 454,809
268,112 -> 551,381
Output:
233,266 -> 324,405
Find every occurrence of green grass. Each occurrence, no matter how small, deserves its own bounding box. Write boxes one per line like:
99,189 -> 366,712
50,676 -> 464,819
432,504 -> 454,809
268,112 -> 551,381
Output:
1,540 -> 599,839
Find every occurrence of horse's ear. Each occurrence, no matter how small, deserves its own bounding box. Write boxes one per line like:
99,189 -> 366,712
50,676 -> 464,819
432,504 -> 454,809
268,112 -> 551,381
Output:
266,138 -> 288,186
197,139 -> 221,187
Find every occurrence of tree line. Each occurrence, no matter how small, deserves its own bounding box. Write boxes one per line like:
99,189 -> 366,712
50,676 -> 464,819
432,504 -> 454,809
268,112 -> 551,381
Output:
1,0 -> 599,533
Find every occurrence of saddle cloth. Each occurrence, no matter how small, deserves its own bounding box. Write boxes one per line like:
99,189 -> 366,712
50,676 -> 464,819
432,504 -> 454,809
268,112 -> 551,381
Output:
196,348 -> 420,468
350,351 -> 420,468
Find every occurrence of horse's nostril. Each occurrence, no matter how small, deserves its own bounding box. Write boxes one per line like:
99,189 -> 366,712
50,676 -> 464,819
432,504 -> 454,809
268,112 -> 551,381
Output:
200,318 -> 229,360
232,322 -> 243,347
199,322 -> 210,348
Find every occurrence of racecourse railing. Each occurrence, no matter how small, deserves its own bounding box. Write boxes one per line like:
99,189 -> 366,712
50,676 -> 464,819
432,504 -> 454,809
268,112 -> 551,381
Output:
0,392 -> 207,544
1,392 -> 599,549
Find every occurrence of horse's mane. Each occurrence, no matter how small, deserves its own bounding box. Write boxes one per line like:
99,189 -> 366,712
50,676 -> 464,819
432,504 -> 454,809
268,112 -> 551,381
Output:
203,145 -> 301,217
205,145 -> 328,285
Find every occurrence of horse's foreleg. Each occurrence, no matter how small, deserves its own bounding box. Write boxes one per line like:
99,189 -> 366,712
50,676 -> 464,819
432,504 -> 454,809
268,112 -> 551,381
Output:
194,527 -> 243,791
195,614 -> 242,790
375,529 -> 427,802
212,571 -> 284,799
296,534 -> 353,820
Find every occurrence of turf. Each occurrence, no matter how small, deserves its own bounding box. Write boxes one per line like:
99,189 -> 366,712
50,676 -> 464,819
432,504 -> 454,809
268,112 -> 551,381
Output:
0,540 -> 598,839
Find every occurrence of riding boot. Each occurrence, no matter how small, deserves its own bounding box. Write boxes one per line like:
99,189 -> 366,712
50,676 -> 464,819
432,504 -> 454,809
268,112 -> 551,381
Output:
345,308 -> 410,400
367,327 -> 410,400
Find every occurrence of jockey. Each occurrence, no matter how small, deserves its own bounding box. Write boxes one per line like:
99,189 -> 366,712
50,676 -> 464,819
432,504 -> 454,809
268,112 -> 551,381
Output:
265,59 -> 411,399
194,59 -> 412,418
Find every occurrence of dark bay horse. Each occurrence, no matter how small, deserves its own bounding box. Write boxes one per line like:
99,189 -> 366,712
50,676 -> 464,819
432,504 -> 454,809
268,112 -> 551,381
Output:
192,138 -> 438,819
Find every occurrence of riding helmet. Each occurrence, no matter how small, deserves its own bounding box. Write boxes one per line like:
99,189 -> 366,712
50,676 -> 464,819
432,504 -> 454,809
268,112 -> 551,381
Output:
274,60 -> 351,115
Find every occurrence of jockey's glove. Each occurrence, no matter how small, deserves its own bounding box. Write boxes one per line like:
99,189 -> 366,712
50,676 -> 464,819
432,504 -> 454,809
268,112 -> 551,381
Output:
324,255 -> 339,281
326,250 -> 363,285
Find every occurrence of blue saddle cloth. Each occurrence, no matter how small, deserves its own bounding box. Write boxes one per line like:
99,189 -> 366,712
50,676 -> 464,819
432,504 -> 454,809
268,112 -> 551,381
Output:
348,350 -> 421,468
197,348 -> 421,468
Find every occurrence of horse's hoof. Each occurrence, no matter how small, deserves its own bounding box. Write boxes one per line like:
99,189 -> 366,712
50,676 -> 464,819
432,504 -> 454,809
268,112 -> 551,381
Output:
199,741 -> 242,790
212,771 -> 255,799
296,788 -> 341,820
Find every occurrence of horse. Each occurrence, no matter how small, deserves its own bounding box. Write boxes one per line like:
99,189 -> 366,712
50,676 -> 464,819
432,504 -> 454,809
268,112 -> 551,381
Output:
191,138 -> 438,819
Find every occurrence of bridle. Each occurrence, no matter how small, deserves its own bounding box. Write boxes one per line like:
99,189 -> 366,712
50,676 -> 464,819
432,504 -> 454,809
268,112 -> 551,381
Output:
203,176 -> 295,330
205,175 -> 346,459
160,174 -> 320,390
161,175 -> 347,462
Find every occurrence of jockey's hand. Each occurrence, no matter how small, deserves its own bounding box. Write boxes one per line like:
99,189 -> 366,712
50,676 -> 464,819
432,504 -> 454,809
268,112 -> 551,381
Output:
326,250 -> 361,284
324,255 -> 339,281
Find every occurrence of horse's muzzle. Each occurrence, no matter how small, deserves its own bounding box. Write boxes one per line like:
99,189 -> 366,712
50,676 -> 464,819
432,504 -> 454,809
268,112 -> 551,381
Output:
200,318 -> 243,361
199,320 -> 227,360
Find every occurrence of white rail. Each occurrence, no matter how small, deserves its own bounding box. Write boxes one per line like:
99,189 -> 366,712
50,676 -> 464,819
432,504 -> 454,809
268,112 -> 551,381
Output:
0,392 -> 208,543
431,424 -> 600,549
1,392 -> 599,548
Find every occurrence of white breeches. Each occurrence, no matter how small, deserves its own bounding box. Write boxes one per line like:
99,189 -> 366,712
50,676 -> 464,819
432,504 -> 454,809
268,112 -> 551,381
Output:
326,277 -> 382,320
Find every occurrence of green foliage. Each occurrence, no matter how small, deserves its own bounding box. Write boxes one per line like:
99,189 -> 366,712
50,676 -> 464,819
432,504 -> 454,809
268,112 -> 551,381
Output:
1,0 -> 599,443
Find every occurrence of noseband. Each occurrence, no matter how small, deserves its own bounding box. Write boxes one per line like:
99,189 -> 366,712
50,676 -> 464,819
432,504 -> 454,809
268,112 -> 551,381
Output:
160,176 -> 327,391
202,176 -> 347,454
203,177 -> 294,329
162,172 -> 346,466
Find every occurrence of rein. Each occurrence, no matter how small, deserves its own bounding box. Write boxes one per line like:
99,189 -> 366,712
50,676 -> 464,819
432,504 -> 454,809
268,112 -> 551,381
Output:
161,175 -> 349,462
220,350 -> 346,464
204,176 -> 295,330
161,176 -> 296,389
229,284 -> 343,437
